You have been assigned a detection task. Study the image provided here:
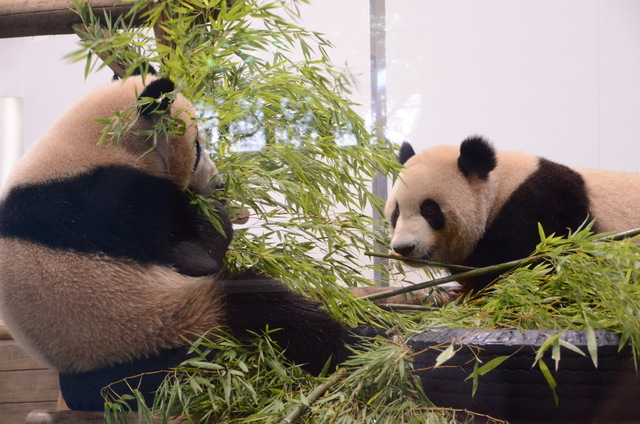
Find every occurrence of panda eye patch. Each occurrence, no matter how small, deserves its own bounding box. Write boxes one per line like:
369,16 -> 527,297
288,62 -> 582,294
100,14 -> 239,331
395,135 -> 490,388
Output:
193,139 -> 201,172
420,199 -> 445,230
390,202 -> 400,228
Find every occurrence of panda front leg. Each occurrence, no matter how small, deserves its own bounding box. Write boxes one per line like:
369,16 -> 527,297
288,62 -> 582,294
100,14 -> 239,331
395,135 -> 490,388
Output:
222,271 -> 352,376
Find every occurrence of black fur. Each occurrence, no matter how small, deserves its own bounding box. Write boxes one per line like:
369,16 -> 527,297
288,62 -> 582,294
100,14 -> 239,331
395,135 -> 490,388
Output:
398,142 -> 416,165
223,272 -> 351,376
138,78 -> 175,116
390,202 -> 400,228
59,346 -> 189,411
420,199 -> 445,230
0,165 -> 232,277
112,64 -> 158,81
60,272 -> 353,410
458,136 -> 497,179
459,158 -> 590,290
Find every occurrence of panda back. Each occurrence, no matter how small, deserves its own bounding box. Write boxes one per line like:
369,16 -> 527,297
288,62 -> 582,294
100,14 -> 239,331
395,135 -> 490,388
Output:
578,167 -> 640,233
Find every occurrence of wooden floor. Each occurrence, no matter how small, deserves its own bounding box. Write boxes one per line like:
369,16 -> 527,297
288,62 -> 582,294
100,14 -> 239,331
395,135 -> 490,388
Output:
0,322 -> 60,424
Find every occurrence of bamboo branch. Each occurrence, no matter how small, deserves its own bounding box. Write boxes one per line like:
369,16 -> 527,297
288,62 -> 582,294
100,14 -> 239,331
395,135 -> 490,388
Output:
362,227 -> 640,303
72,24 -> 128,78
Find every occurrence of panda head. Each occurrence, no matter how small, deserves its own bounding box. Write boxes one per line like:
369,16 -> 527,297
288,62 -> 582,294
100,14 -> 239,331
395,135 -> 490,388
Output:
7,75 -> 219,197
132,76 -> 220,196
385,137 -> 498,265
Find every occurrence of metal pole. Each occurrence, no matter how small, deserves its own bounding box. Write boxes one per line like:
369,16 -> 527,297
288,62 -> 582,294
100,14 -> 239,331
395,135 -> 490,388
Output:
370,0 -> 388,285
0,97 -> 23,191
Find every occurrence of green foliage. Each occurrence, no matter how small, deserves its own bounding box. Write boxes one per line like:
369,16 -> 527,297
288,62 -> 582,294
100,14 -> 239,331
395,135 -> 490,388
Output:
69,0 -> 403,322
68,0 -> 446,421
103,331 -> 495,424
429,225 -> 640,349
422,224 -> 640,403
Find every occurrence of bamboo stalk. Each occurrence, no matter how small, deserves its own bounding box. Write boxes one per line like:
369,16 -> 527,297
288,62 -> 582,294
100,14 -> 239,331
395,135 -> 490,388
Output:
359,256 -> 542,302
362,227 -> 640,303
597,227 -> 640,242
365,251 -> 476,272
378,303 -> 438,312
280,368 -> 346,424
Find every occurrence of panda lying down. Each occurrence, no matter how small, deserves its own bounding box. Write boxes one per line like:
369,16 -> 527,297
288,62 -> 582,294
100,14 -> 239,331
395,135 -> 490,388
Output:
0,75 -> 352,410
387,137 -> 640,294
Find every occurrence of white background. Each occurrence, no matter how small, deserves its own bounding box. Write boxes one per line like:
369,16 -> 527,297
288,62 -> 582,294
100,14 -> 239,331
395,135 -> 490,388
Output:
1,1 -> 640,175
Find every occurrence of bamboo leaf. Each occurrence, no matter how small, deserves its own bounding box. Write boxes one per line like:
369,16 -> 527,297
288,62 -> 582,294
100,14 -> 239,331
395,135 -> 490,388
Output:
475,355 -> 510,376
552,339 -> 561,371
537,360 -> 559,405
471,361 -> 480,397
587,325 -> 599,368
434,344 -> 457,368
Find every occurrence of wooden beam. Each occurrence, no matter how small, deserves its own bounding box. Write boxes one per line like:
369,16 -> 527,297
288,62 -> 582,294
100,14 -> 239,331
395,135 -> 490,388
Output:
0,0 -> 135,39
0,320 -> 12,340
25,410 -> 168,424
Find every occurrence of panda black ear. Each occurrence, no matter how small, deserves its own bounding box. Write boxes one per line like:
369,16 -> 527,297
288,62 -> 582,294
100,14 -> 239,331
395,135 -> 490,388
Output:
138,78 -> 175,116
398,142 -> 416,165
457,136 -> 497,180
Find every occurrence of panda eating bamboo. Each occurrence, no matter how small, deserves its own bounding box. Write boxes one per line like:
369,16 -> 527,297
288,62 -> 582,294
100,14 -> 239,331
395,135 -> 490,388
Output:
0,75 -> 352,410
386,137 -> 640,293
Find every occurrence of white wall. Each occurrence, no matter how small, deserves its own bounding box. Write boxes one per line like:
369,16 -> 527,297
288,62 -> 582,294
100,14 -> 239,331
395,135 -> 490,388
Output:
0,36 -> 112,152
2,1 -> 639,175
386,0 -> 640,171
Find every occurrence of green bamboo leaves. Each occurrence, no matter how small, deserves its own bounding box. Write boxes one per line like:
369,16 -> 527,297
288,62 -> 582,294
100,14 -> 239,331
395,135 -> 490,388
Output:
69,0 -> 401,321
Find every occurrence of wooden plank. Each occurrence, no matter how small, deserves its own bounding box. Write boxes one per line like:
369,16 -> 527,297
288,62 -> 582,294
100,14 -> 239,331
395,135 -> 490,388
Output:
0,0 -> 136,39
25,410 -> 106,424
2,403 -> 55,424
0,401 -> 58,424
24,410 -> 170,424
0,369 -> 60,403
0,340 -> 49,372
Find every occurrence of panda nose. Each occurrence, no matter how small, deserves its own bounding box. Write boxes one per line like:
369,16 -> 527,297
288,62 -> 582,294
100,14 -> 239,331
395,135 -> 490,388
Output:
392,243 -> 415,257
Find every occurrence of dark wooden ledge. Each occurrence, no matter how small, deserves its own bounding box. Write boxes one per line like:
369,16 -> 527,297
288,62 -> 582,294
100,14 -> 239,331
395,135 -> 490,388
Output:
25,409 -> 170,424
0,0 -> 134,39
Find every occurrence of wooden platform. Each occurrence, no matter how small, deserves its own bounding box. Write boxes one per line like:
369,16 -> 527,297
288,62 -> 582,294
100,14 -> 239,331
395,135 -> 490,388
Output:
0,321 -> 61,424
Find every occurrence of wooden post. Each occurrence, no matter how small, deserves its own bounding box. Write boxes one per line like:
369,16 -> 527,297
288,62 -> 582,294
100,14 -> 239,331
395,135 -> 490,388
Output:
0,0 -> 135,39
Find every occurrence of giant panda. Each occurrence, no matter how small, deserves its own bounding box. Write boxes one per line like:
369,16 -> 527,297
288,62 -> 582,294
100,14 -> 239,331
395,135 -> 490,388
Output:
0,74 -> 351,410
386,136 -> 640,294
